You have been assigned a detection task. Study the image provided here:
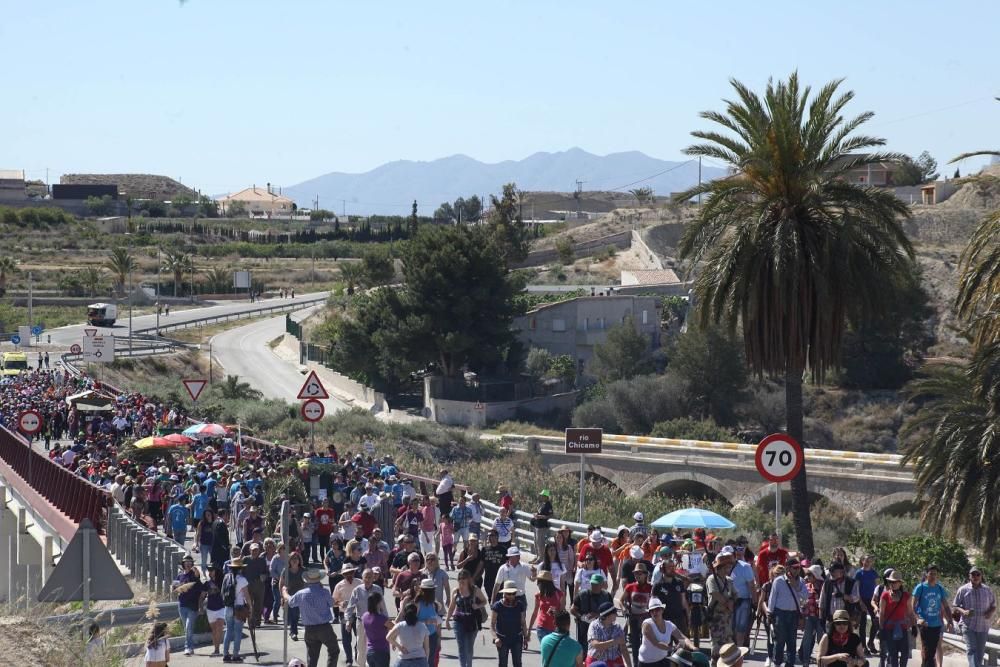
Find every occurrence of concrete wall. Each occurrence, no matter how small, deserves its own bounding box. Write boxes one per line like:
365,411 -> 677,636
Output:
426,390 -> 579,427
629,229 -> 666,270
513,230 -> 631,268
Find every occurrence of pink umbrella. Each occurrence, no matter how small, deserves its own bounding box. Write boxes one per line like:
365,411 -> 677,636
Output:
162,433 -> 195,446
182,423 -> 228,439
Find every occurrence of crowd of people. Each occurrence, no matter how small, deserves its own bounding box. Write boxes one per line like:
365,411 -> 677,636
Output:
2,368 -> 998,667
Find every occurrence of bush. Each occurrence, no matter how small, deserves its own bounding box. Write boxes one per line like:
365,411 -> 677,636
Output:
847,534 -> 970,586
650,417 -> 733,441
575,372 -> 687,435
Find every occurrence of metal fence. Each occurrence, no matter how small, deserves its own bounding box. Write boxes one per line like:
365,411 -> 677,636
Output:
105,502 -> 185,600
0,425 -> 110,533
135,296 -> 327,336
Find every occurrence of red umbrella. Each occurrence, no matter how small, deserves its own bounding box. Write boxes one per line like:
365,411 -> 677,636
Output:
162,433 -> 195,446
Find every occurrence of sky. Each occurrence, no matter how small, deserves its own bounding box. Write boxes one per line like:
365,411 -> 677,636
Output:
4,1 -> 999,195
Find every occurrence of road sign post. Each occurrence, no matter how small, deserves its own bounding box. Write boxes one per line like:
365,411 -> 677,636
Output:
565,428 -> 603,523
297,370 -> 330,400
301,399 -> 325,452
755,433 -> 804,539
183,379 -> 208,412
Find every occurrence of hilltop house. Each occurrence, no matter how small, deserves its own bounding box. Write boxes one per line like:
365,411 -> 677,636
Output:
0,169 -> 26,201
216,185 -> 295,218
514,295 -> 660,378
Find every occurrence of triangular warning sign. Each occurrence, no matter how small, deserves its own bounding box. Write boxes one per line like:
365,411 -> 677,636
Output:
182,379 -> 208,402
38,519 -> 134,603
297,370 -> 329,399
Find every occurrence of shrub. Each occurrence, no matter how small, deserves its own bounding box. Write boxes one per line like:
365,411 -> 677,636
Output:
847,534 -> 970,586
651,417 -> 733,441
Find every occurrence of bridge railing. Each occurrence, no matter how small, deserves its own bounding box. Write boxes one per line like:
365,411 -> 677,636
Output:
106,502 -> 185,600
0,425 -> 110,536
133,295 -> 328,335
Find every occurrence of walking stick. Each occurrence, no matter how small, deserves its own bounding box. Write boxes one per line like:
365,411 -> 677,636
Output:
247,597 -> 260,662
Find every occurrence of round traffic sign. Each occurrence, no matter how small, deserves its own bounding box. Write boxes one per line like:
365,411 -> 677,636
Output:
70,343 -> 82,354
18,410 -> 43,436
10,334 -> 20,345
31,325 -> 42,336
300,399 -> 325,423
755,433 -> 804,483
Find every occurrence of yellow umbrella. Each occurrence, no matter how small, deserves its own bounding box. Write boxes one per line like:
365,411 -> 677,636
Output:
134,436 -> 173,449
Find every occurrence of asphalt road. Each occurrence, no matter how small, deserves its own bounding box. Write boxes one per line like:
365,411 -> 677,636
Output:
210,314 -> 350,413
44,292 -> 329,347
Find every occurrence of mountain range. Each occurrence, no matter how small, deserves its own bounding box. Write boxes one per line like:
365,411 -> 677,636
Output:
282,147 -> 726,216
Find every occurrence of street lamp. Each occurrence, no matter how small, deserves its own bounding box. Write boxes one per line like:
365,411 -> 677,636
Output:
128,266 -> 133,355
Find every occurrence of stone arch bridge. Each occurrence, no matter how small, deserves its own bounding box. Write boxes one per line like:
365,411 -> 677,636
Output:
498,434 -> 916,519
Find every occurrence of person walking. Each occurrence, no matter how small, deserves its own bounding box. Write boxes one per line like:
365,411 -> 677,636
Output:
211,509 -> 232,573
334,565 -> 363,666
855,556 -> 880,655
801,565 -> 825,666
638,598 -> 697,667
349,568 -> 388,667
572,573 -> 613,650
622,563 -> 654,667
816,610 -> 867,667
707,554 -> 737,666
491,580 -> 529,667
952,567 -> 996,667
446,569 -> 489,667
912,564 -> 954,667
362,591 -> 392,667
541,610 -> 585,667
530,489 -> 554,563
286,568 -> 341,667
222,556 -> 250,663
388,603 -> 430,667
281,552 -> 307,641
878,570 -> 917,667
144,621 -> 171,667
172,554 -> 205,657
587,601 -> 632,667
768,558 -> 808,667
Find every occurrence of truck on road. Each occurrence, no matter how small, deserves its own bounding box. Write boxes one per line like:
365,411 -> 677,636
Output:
87,303 -> 117,327
1,351 -> 29,376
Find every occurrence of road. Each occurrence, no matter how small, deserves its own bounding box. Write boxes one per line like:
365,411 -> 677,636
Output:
44,292 -> 330,347
210,314 -> 350,412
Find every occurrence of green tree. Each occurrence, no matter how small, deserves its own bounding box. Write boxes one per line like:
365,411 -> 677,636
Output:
360,247 -> 395,287
675,73 -> 914,557
402,225 -> 522,376
668,324 -> 747,425
216,374 -> 263,400
555,236 -> 575,265
546,354 -> 577,387
629,187 -> 654,206
204,266 -> 231,293
525,348 -> 553,381
894,150 -> 940,186
589,318 -> 652,381
433,201 -> 455,223
162,249 -> 193,296
311,209 -> 335,222
650,417 -> 733,441
339,261 -> 365,295
85,195 -> 114,216
487,183 -> 529,266
79,266 -> 106,297
226,200 -> 248,218
105,246 -> 137,296
409,200 -> 419,236
0,256 -> 19,297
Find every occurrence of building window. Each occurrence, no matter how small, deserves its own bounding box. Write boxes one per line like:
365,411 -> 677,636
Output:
552,319 -> 566,332
642,310 -> 648,325
597,317 -> 604,329
581,318 -> 589,331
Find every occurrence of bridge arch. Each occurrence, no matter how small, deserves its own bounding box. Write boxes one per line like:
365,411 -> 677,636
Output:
742,483 -> 853,515
636,471 -> 736,505
550,463 -> 630,496
859,492 -> 919,520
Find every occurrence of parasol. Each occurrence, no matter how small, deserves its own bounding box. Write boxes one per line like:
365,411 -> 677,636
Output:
651,507 -> 736,530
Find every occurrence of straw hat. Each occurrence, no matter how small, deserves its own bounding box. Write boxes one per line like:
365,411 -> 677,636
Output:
500,580 -> 519,594
885,569 -> 903,582
303,569 -> 323,583
536,570 -> 553,582
718,643 -> 750,667
832,609 -> 852,623
229,557 -> 245,569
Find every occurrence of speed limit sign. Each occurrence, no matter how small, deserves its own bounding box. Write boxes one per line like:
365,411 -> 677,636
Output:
755,433 -> 804,483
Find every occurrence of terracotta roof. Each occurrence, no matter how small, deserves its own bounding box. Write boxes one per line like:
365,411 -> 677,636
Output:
216,187 -> 294,204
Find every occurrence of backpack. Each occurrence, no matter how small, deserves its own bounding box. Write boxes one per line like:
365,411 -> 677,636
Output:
222,573 -> 237,608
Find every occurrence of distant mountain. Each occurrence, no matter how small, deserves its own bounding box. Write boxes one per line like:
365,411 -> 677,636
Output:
282,148 -> 726,216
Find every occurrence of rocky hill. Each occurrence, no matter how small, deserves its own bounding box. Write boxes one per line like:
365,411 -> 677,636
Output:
60,173 -> 198,201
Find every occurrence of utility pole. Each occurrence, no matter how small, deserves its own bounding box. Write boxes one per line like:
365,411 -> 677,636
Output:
342,200 -> 346,218
155,247 -> 161,333
27,272 -> 33,333
698,157 -> 703,206
128,267 -> 133,355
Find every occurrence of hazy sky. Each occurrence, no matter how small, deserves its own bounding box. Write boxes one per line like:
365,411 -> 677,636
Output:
5,1 -> 998,194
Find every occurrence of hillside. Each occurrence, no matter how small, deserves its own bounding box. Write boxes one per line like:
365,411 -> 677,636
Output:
283,148 -> 726,215
60,173 -> 199,201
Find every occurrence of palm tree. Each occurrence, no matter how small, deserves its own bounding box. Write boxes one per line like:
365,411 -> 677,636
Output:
900,350 -> 1000,554
204,266 -> 231,294
105,247 -> 136,296
339,261 -> 364,295
675,73 -> 914,557
216,374 -> 263,400
162,249 -> 193,297
79,266 -> 106,297
0,256 -> 19,297
629,187 -> 654,207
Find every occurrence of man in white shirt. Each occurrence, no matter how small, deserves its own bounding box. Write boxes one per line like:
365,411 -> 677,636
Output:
492,546 -> 532,605
61,448 -> 76,467
333,565 -> 363,662
358,485 -> 380,510
110,474 -> 126,504
493,506 -> 515,546
435,468 -> 455,516
468,493 -> 484,539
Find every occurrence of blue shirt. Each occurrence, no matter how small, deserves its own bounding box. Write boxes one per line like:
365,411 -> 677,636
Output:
191,493 -> 209,520
768,575 -> 808,612
288,582 -> 335,625
913,582 -> 948,627
731,560 -> 756,599
168,503 -> 190,531
450,505 -> 472,530
205,478 -> 217,497
855,568 -> 878,600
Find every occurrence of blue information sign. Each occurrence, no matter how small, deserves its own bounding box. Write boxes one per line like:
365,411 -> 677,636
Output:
31,325 -> 42,336
10,334 -> 20,345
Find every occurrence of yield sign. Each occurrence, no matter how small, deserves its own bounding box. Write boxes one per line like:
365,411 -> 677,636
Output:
84,328 -> 98,337
297,370 -> 329,399
182,379 -> 208,402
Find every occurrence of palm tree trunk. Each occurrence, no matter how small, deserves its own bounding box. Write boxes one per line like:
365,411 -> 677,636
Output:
785,365 -> 815,558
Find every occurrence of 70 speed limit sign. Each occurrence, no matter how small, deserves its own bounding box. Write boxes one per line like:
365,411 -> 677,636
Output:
755,433 -> 804,483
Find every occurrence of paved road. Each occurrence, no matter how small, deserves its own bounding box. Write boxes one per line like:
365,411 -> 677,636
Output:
210,314 -> 350,413
45,292 -> 329,347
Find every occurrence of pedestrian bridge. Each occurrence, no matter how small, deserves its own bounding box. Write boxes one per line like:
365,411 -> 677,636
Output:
497,433 -> 916,519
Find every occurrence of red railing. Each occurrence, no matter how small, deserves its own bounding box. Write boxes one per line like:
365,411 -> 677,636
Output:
0,425 -> 111,535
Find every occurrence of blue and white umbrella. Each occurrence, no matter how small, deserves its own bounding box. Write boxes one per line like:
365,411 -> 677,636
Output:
651,507 -> 736,530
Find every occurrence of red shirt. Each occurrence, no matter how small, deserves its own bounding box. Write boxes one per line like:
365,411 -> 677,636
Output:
352,511 -> 378,538
581,544 -> 614,574
755,546 -> 788,585
624,582 -> 653,616
314,507 -> 336,536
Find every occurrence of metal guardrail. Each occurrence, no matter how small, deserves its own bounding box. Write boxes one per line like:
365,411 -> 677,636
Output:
134,295 -> 327,335
496,433 -> 909,472
106,502 -> 185,601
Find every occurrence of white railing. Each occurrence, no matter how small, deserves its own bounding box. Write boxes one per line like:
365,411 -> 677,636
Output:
105,502 -> 186,601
